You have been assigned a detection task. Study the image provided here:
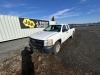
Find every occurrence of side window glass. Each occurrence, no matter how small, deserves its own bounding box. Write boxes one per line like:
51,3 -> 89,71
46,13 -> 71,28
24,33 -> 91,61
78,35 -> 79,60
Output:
66,25 -> 69,30
62,25 -> 67,32
62,25 -> 66,30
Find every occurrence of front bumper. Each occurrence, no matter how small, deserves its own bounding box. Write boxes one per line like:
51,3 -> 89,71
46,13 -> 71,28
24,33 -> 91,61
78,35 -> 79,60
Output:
29,43 -> 53,53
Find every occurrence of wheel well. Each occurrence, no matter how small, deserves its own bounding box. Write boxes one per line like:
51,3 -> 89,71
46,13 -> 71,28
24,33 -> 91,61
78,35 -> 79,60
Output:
57,39 -> 61,43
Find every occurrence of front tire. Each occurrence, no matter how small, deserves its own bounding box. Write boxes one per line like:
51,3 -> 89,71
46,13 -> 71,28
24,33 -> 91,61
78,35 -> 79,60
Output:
53,41 -> 61,54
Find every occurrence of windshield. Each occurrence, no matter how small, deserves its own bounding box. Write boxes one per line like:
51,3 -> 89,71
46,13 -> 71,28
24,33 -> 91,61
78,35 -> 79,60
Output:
43,25 -> 61,32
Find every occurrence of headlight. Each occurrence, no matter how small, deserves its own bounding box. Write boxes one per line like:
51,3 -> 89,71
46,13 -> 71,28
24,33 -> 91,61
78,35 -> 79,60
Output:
44,39 -> 53,46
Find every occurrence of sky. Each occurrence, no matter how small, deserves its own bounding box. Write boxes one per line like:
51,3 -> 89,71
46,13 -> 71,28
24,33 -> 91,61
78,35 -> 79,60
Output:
0,0 -> 100,24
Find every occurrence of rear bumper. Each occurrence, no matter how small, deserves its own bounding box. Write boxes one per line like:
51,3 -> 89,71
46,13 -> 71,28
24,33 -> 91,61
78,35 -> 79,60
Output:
29,43 -> 53,53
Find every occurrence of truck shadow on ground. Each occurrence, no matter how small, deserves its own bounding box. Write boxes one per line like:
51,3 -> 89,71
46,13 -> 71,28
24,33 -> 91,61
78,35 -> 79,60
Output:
21,47 -> 35,75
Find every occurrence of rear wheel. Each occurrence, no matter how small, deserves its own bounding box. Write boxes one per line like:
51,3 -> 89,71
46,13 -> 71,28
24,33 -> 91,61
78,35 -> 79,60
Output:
53,41 -> 61,54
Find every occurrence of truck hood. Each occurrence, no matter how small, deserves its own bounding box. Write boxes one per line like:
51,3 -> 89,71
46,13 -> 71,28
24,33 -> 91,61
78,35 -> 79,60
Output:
29,31 -> 58,40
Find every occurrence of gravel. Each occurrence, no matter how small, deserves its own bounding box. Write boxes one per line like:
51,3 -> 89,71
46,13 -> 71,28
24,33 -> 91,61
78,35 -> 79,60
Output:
0,38 -> 29,62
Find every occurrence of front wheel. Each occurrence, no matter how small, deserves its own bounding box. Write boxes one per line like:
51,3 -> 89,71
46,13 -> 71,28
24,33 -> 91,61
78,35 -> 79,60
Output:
53,41 -> 61,54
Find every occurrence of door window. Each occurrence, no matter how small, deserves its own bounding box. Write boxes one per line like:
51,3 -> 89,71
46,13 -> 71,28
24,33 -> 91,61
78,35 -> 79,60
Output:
62,25 -> 67,32
66,25 -> 69,30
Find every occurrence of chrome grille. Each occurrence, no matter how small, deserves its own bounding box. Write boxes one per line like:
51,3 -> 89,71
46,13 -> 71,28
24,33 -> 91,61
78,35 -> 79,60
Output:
30,38 -> 44,48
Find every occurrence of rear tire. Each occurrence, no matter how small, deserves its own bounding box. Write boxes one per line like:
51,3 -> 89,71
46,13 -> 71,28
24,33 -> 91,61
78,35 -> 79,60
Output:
53,41 -> 61,54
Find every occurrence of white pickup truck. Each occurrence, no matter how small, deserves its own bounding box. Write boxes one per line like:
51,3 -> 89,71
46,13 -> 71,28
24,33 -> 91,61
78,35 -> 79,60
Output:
29,24 -> 75,54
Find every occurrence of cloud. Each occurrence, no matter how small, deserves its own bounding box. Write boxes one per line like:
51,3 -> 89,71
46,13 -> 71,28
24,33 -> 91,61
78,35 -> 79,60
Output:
56,13 -> 80,18
20,11 -> 36,15
41,16 -> 49,20
0,3 -> 26,8
7,11 -> 21,16
6,11 -> 36,17
50,9 -> 71,18
87,10 -> 96,14
41,9 -> 80,20
19,3 -> 26,6
46,9 -> 80,19
26,7 -> 38,9
1,3 -> 14,8
87,9 -> 100,14
81,0 -> 87,2
80,0 -> 88,3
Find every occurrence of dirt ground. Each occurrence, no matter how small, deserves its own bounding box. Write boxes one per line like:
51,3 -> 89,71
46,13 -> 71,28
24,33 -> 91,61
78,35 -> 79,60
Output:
20,26 -> 100,75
